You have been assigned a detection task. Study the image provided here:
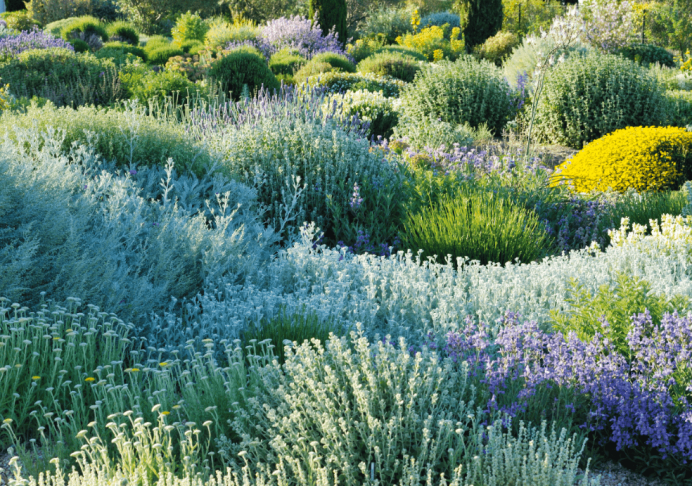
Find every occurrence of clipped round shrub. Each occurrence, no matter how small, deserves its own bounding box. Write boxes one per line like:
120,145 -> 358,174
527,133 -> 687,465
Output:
144,35 -> 169,50
2,10 -> 41,31
209,46 -> 280,100
269,48 -> 307,75
147,45 -> 184,65
309,71 -> 406,97
96,41 -> 147,62
44,17 -> 77,36
618,43 -> 675,68
533,52 -> 666,148
551,126 -> 692,193
399,57 -> 513,134
105,21 -> 139,45
178,39 -> 202,53
474,30 -> 519,66
60,16 -> 108,43
401,190 -> 551,265
357,51 -> 421,83
129,69 -> 197,104
172,11 -> 208,46
328,89 -> 399,139
374,45 -> 427,61
308,52 -> 356,73
0,47 -> 122,107
293,59 -> 336,84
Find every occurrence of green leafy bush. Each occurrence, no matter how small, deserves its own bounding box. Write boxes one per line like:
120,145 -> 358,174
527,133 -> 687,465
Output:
393,114 -> 493,150
268,48 -> 306,75
147,45 -> 184,65
664,90 -> 692,127
550,273 -> 689,355
209,46 -> 280,100
95,41 -> 147,63
68,37 -> 89,52
171,11 -> 208,46
59,16 -> 108,43
0,47 -> 122,107
143,34 -> 169,50
399,56 -> 513,134
346,35 -> 387,63
24,0 -> 90,26
308,51 -> 356,72
129,69 -> 196,104
293,60 -> 335,84
357,51 -> 421,83
534,52 -> 667,148
474,30 -> 519,66
105,20 -> 139,45
400,189 -> 552,265
1,9 -> 42,30
618,43 -> 675,67
203,19 -> 259,49
308,71 -> 406,97
358,6 -> 412,43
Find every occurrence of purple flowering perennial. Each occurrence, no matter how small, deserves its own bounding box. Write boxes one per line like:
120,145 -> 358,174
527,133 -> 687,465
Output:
260,15 -> 348,60
417,311 -> 692,462
0,29 -> 74,59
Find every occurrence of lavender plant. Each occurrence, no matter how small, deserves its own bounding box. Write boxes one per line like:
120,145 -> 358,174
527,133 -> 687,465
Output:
0,29 -> 73,60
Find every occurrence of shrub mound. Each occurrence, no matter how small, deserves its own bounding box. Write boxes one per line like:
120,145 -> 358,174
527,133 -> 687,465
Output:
534,52 -> 666,148
357,51 -> 421,83
307,71 -> 406,97
0,47 -> 121,107
551,126 -> 692,193
268,48 -> 307,75
209,46 -> 280,100
399,56 -> 513,134
105,21 -> 139,45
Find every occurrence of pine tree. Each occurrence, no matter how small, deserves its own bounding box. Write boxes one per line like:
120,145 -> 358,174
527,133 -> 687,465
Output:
456,0 -> 504,50
309,0 -> 348,46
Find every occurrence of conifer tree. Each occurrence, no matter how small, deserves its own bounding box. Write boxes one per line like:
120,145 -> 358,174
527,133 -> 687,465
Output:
456,0 -> 503,49
309,0 -> 348,46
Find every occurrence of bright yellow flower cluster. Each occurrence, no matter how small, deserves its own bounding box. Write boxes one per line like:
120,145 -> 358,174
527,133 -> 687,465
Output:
0,83 -> 9,112
551,126 -> 692,193
395,25 -> 465,62
676,50 -> 692,72
411,9 -> 421,32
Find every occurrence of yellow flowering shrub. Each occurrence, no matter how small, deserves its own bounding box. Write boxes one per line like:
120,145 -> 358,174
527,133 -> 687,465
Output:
0,83 -> 9,112
395,24 -> 465,61
551,126 -> 692,193
677,50 -> 692,72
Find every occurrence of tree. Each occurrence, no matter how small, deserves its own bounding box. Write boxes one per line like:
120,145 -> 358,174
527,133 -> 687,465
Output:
455,0 -> 503,49
309,0 -> 348,45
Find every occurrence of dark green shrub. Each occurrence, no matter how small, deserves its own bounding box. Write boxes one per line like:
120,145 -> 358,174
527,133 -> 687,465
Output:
144,35 -> 169,50
664,90 -> 692,127
458,0 -> 504,49
106,21 -> 139,45
6,0 -> 27,12
147,45 -> 184,65
309,0 -> 347,45
400,190 -> 551,265
533,52 -> 666,148
618,43 -> 675,68
60,16 -> 108,43
129,69 -> 196,104
0,47 -> 122,107
357,51 -> 421,83
374,45 -> 427,61
399,57 -> 513,134
269,49 -> 307,76
95,41 -> 147,63
209,46 -> 280,100
69,38 -> 89,53
309,52 -> 356,73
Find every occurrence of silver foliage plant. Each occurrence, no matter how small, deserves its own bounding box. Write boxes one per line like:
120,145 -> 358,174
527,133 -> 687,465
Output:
0,124 -> 278,330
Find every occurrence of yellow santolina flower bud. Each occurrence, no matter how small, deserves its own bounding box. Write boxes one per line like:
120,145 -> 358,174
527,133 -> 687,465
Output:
161,411 -> 170,416
551,126 -> 692,193
32,376 -> 40,380
85,377 -> 95,382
